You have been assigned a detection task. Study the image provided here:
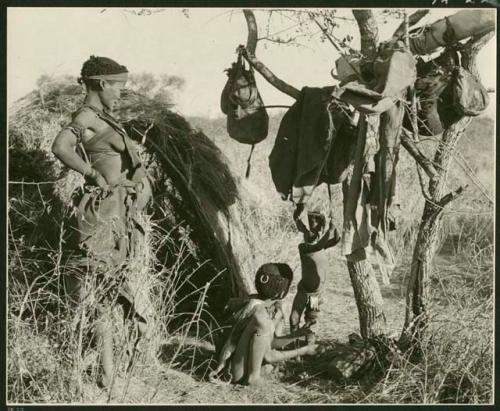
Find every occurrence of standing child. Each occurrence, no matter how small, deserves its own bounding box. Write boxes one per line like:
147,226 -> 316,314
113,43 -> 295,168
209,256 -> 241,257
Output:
289,210 -> 340,340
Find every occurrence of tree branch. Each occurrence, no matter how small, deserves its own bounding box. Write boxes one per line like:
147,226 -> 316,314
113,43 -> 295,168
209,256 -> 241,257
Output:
243,9 -> 258,55
240,9 -> 489,187
242,9 -> 300,99
400,130 -> 440,180
438,184 -> 468,208
257,36 -> 295,45
461,30 -> 495,80
392,10 -> 429,41
352,10 -> 379,59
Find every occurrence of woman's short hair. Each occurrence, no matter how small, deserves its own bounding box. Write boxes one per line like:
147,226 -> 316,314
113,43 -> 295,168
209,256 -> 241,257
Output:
78,55 -> 128,90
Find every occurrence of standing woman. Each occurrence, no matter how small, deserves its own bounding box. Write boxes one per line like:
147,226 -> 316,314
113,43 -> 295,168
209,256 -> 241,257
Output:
52,56 -> 153,388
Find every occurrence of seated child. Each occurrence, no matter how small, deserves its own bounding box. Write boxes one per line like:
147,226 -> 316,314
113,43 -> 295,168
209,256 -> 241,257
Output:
210,263 -> 319,385
289,210 -> 341,339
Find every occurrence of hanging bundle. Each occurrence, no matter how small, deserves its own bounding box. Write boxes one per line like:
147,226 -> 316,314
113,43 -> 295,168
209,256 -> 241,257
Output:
403,50 -> 457,136
403,47 -> 490,136
221,46 -> 269,178
450,66 -> 489,117
409,10 -> 495,55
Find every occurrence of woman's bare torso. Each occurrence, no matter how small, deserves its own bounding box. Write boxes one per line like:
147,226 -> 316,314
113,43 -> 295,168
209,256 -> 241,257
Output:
81,113 -> 133,185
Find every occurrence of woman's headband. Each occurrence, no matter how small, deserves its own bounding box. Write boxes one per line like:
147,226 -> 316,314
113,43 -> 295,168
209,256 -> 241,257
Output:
83,72 -> 129,82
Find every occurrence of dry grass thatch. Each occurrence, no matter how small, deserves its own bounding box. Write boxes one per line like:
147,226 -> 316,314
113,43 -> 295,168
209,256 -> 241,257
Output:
8,76 -> 258,324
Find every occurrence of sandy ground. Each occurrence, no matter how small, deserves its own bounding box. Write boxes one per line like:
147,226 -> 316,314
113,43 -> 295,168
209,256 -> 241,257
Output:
81,247 -> 413,405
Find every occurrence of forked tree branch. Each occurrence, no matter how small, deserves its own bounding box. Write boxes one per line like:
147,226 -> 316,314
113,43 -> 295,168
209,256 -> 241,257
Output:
242,10 -> 300,99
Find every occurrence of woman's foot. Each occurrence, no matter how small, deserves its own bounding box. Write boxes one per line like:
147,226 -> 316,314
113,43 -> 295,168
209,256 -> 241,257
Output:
97,372 -> 112,389
246,375 -> 265,386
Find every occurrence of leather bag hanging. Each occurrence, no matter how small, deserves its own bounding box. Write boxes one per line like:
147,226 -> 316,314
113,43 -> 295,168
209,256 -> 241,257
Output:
221,47 -> 269,177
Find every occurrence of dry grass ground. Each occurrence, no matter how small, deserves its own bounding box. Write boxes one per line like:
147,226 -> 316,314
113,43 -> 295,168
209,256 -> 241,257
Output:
8,103 -> 493,404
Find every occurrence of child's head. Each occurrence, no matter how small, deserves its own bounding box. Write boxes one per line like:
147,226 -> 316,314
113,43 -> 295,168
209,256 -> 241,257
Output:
255,263 -> 293,300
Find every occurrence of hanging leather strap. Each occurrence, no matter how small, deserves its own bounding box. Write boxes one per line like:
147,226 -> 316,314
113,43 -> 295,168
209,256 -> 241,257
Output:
245,144 -> 255,179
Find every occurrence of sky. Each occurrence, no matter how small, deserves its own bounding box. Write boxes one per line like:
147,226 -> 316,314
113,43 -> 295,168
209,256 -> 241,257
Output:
7,7 -> 497,118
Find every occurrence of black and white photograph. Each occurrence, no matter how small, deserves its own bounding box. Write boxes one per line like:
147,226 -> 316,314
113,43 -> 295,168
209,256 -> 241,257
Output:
5,4 -> 496,405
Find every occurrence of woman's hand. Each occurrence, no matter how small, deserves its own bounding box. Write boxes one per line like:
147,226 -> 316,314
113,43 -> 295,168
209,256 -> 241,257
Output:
85,169 -> 109,191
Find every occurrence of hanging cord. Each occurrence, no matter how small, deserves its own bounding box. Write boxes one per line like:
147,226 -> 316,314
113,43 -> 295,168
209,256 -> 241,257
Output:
131,121 -> 154,145
405,12 -> 420,145
228,46 -> 259,109
245,144 -> 255,179
450,147 -> 494,205
325,100 -> 338,228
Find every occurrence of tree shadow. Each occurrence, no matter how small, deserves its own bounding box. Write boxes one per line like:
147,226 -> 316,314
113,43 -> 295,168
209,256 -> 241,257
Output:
276,338 -> 390,397
157,336 -> 217,382
379,265 -> 406,300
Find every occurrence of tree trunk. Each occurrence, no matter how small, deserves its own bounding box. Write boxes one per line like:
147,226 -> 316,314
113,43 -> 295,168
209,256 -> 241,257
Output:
401,118 -> 470,345
345,10 -> 387,339
352,10 -> 379,60
400,31 -> 493,347
347,251 -> 387,338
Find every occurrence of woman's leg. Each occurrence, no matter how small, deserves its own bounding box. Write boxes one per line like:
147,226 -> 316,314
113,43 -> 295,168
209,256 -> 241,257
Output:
136,319 -> 148,339
119,296 -> 150,371
230,306 -> 275,385
245,308 -> 275,385
246,332 -> 273,385
95,303 -> 114,388
230,325 -> 252,384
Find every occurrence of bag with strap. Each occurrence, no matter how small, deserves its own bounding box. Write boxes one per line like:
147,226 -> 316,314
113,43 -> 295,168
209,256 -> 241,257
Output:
221,47 -> 269,177
451,66 -> 489,117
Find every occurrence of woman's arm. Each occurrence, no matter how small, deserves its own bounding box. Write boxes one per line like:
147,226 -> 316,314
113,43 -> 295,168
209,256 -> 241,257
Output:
52,128 -> 93,176
52,111 -> 108,189
271,326 -> 313,350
